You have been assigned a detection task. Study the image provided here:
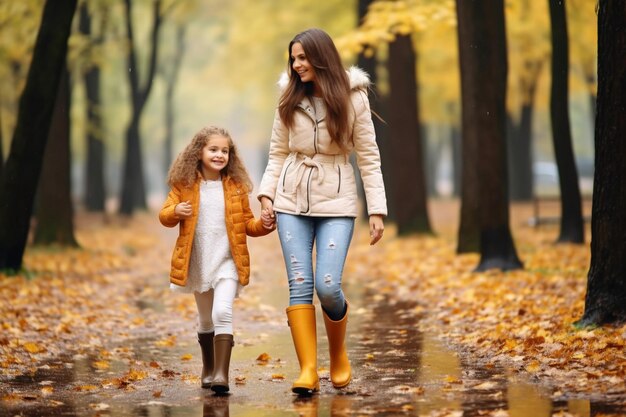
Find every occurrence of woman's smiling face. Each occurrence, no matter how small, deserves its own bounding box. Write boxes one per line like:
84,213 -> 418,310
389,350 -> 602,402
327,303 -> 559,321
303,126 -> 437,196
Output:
291,42 -> 316,84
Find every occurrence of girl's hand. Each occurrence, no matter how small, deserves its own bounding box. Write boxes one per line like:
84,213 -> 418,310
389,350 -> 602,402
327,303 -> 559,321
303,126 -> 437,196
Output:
369,214 -> 384,245
261,208 -> 276,230
175,201 -> 193,219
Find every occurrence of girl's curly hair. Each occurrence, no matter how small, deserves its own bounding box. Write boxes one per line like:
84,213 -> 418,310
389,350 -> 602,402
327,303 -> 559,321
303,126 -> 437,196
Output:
166,126 -> 253,192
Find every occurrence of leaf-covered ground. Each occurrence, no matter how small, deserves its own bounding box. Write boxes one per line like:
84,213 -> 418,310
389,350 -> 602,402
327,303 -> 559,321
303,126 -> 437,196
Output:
1,200 -> 625,416
348,200 -> 625,405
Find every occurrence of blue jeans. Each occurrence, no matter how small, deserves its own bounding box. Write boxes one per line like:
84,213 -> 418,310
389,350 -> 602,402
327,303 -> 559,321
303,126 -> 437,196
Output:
276,213 -> 354,320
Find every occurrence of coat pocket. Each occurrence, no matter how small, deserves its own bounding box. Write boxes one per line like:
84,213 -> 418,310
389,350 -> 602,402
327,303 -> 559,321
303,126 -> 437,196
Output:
314,164 -> 343,199
279,161 -> 295,194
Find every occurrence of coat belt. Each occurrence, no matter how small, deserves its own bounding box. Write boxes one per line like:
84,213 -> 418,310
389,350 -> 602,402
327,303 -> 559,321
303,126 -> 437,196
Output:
287,152 -> 347,214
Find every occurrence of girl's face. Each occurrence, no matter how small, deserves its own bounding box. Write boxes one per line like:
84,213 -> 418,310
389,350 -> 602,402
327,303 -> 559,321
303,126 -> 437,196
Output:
291,42 -> 316,84
200,135 -> 230,179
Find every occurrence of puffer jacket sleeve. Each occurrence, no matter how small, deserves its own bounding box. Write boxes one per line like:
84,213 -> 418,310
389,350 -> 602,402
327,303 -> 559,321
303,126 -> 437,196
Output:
257,108 -> 290,202
352,90 -> 388,216
159,185 -> 182,228
243,194 -> 274,237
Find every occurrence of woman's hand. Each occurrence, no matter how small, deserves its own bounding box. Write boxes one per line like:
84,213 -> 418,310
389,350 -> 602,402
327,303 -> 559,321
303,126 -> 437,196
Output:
174,201 -> 193,219
369,214 -> 384,245
260,196 -> 275,219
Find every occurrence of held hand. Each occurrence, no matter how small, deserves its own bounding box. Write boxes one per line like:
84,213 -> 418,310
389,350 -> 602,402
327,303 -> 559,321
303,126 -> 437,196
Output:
175,201 -> 193,219
369,214 -> 384,245
260,197 -> 275,219
261,208 -> 276,230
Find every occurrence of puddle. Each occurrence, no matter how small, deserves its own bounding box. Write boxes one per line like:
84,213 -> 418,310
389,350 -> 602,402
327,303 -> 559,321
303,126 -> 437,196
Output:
2,289 -> 624,416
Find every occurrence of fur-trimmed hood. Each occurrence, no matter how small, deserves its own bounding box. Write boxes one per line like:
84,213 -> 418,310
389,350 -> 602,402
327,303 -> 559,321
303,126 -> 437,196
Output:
277,66 -> 371,92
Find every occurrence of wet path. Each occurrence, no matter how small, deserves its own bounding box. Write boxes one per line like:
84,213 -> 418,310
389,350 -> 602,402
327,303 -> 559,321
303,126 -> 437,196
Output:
3,291 -> 621,416
1,222 -> 624,416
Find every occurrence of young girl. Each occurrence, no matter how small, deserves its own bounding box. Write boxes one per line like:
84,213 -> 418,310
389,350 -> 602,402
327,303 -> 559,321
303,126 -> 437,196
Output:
159,125 -> 274,394
258,28 -> 387,394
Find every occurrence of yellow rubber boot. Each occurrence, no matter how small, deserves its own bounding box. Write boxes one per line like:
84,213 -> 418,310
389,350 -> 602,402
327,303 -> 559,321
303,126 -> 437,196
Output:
322,302 -> 351,388
286,304 -> 319,394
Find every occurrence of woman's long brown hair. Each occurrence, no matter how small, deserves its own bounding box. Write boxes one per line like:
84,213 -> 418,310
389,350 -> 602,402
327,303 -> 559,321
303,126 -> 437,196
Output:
167,126 -> 253,192
278,28 -> 352,149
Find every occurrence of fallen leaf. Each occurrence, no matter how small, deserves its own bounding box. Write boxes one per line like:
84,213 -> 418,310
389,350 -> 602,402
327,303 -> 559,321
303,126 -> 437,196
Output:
92,360 -> 110,370
473,381 -> 497,390
23,342 -> 44,354
74,385 -> 99,392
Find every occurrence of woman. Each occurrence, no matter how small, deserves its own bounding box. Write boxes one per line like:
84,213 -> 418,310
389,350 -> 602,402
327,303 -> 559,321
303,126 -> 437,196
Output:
258,28 -> 387,394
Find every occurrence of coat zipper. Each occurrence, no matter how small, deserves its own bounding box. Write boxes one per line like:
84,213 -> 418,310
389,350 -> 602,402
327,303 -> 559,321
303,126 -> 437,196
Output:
296,105 -> 318,154
282,161 -> 293,192
305,168 -> 313,214
337,165 -> 341,194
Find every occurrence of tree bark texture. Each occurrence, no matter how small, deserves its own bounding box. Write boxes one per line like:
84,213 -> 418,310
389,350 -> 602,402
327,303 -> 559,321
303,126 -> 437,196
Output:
548,0 -> 585,243
34,67 -> 78,246
80,3 -> 106,212
0,0 -> 77,271
578,0 -> 626,326
387,35 -> 432,235
455,0 -> 523,270
455,8 -> 480,254
119,0 -> 162,215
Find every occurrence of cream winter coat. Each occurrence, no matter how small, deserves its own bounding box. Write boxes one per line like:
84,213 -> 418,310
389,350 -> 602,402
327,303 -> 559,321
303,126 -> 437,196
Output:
258,67 -> 387,218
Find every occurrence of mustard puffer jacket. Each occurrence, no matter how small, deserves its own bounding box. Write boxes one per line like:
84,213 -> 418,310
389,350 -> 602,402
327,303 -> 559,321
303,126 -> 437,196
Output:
159,175 -> 272,287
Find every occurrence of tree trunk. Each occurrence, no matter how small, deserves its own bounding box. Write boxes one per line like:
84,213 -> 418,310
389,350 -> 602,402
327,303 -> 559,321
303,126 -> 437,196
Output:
456,3 -> 485,254
387,35 -> 432,235
34,67 -> 78,246
586,74 -> 597,130
450,115 -> 461,198
0,0 -> 77,271
80,2 -> 106,212
576,0 -> 626,327
0,110 -> 4,178
548,0 -> 585,243
425,125 -> 439,197
120,118 -> 147,214
456,0 -> 523,271
163,25 -> 186,176
119,0 -> 162,215
514,104 -> 534,200
508,107 -> 534,201
509,60 -> 542,201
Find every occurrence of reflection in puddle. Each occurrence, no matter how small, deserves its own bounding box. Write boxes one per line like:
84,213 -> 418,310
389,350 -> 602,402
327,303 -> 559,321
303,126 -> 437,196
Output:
350,298 -> 609,417
508,383 -> 552,417
2,296 -> 623,417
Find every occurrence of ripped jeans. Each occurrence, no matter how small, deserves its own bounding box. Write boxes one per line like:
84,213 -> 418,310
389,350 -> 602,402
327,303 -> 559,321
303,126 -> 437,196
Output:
276,213 -> 354,320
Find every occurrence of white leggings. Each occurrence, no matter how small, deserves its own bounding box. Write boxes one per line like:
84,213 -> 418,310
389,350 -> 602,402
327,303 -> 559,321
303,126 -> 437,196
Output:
194,278 -> 238,336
